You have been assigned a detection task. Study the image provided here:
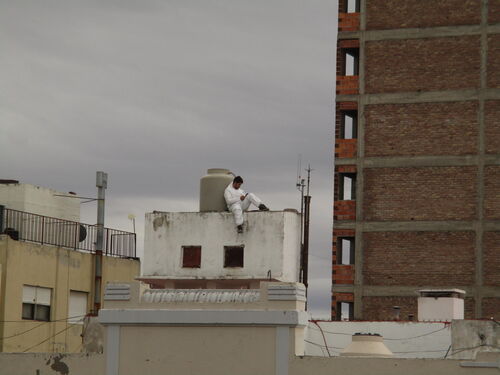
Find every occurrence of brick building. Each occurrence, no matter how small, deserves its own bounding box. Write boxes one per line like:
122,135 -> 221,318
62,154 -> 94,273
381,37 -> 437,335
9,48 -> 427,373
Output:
333,0 -> 500,320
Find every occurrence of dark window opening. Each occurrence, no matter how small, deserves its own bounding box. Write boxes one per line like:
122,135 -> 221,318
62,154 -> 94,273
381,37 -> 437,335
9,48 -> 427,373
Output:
344,0 -> 360,13
224,246 -> 244,268
343,49 -> 359,76
339,173 -> 356,200
336,302 -> 354,321
22,303 -> 51,321
341,111 -> 358,139
337,237 -> 355,265
182,246 -> 202,268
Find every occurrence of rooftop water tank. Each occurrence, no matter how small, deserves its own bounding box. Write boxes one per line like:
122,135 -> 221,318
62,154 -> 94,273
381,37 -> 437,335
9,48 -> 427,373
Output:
199,169 -> 235,212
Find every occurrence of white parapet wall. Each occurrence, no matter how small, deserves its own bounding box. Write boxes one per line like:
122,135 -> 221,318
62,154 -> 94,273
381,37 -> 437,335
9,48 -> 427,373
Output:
142,210 -> 301,283
305,321 -> 452,359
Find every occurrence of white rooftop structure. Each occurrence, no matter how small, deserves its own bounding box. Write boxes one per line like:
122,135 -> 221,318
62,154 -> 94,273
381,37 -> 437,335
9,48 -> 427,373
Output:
0,180 -> 80,221
140,209 -> 301,289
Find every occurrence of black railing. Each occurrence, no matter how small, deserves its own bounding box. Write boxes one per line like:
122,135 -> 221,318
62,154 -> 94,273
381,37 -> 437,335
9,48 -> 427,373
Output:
0,207 -> 136,258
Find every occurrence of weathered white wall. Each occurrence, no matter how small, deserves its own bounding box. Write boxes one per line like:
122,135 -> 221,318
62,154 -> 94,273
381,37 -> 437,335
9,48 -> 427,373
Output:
305,321 -> 452,358
450,320 -> 500,359
143,211 -> 301,282
0,183 -> 80,221
418,297 -> 464,322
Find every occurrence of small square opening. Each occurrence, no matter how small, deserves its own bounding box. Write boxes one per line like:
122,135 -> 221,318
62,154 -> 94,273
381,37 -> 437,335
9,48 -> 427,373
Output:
338,237 -> 355,265
224,246 -> 244,268
345,0 -> 360,13
182,246 -> 202,268
341,111 -> 358,139
336,301 -> 354,321
343,48 -> 359,76
339,173 -> 356,200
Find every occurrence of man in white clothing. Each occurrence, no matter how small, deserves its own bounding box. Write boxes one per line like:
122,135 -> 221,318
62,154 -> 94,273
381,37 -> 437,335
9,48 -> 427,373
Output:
224,176 -> 269,233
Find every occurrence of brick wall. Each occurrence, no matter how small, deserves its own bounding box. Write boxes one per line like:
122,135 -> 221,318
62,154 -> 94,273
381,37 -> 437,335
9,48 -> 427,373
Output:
464,298 -> 475,320
487,35 -> 500,88
364,102 -> 478,157
484,166 -> 500,220
365,36 -> 480,93
339,12 -> 360,32
362,296 -> 417,321
485,100 -> 500,154
335,139 -> 357,158
482,298 -> 500,320
363,231 -> 475,286
362,296 -> 475,320
484,232 -> 500,286
490,0 -> 500,24
363,167 -> 477,221
366,0 -> 480,30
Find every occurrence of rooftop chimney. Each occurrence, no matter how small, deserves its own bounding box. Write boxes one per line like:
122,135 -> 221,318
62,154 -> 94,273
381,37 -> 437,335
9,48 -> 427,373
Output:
417,289 -> 465,322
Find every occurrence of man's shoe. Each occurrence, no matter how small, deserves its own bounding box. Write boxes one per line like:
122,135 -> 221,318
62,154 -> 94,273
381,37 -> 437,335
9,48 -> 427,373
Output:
259,204 -> 269,211
237,225 -> 244,233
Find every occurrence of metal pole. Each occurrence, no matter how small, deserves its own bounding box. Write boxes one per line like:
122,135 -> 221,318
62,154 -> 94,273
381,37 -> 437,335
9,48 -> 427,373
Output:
94,171 -> 107,314
303,195 -> 311,290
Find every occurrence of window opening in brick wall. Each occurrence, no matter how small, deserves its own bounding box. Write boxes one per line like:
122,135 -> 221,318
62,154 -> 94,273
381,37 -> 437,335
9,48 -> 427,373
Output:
336,301 -> 354,321
182,246 -> 202,268
22,285 -> 52,321
224,246 -> 244,268
339,173 -> 356,200
338,237 -> 355,265
345,0 -> 360,13
343,49 -> 359,76
341,111 -> 358,139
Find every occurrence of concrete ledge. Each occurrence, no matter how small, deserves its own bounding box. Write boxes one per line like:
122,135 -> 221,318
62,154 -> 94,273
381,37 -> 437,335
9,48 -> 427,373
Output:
98,309 -> 309,327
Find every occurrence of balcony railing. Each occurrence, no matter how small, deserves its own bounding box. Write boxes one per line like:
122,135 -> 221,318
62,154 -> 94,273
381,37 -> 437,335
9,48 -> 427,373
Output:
0,207 -> 136,258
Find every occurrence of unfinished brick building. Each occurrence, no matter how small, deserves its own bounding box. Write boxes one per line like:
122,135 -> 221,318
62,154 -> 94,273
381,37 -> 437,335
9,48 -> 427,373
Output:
333,0 -> 500,321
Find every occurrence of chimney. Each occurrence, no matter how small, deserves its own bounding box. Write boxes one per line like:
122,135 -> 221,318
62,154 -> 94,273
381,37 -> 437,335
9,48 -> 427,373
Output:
417,289 -> 465,322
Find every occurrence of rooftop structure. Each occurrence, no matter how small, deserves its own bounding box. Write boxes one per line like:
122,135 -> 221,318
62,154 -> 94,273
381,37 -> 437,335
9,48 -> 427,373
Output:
140,210 -> 301,289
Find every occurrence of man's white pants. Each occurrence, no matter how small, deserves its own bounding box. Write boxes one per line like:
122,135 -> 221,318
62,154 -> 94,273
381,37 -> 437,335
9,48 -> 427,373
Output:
229,193 -> 262,226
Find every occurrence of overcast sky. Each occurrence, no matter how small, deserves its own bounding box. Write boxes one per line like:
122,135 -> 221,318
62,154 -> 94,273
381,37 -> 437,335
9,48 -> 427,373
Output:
1,0 -> 337,318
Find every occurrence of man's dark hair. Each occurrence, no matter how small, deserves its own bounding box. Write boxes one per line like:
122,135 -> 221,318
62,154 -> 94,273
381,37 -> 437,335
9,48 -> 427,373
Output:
233,176 -> 243,184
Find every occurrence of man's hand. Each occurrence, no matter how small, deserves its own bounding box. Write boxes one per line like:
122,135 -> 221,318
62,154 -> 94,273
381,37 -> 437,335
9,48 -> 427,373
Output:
240,195 -> 245,201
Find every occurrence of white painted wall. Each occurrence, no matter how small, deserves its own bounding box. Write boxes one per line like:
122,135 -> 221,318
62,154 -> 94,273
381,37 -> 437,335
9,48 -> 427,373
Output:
143,211 -> 301,282
305,321 -> 451,358
0,183 -> 80,221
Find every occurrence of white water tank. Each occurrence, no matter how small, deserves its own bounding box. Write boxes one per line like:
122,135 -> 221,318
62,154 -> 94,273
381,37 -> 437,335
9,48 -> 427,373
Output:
199,169 -> 235,212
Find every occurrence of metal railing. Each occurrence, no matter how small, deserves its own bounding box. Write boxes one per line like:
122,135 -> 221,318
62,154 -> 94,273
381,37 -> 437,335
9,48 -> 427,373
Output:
0,207 -> 136,258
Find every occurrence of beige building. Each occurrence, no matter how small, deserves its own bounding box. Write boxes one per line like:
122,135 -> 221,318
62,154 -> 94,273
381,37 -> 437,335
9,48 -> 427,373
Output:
0,181 -> 140,353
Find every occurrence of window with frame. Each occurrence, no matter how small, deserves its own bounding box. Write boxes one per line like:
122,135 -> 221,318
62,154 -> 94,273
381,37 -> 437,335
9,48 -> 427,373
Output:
68,290 -> 88,324
339,173 -> 356,200
345,0 -> 360,13
22,285 -> 51,322
224,246 -> 244,268
336,301 -> 354,321
341,111 -> 358,139
343,48 -> 359,76
337,237 -> 355,265
182,246 -> 202,268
